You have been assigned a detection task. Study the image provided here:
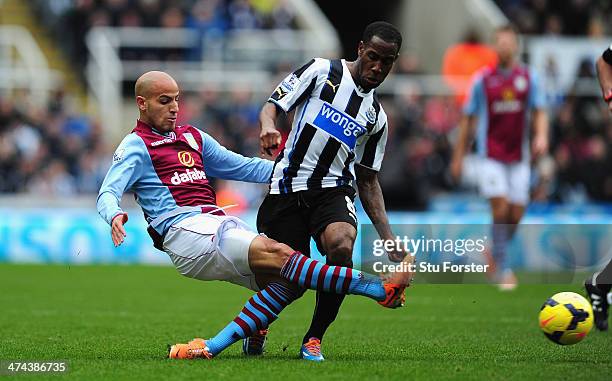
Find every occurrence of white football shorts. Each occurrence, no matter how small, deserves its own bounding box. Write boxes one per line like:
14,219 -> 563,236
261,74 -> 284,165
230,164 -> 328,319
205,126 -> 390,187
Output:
162,213 -> 260,291
478,157 -> 530,205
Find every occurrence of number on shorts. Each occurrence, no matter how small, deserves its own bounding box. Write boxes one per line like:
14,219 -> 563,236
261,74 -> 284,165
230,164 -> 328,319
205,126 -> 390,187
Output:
345,196 -> 357,223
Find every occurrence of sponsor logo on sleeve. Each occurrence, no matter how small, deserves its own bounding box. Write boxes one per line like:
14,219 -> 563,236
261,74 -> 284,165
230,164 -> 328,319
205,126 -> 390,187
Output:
274,86 -> 288,99
112,148 -> 125,163
281,74 -> 300,92
273,74 -> 300,100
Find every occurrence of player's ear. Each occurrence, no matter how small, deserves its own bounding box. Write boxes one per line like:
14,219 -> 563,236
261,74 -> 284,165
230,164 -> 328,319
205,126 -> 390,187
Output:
136,96 -> 147,111
358,41 -> 365,56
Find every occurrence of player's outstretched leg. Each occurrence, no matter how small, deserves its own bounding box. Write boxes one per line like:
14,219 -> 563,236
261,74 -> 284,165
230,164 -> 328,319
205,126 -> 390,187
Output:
247,236 -> 411,306
169,237 -> 412,359
279,251 -> 408,307
169,282 -> 298,359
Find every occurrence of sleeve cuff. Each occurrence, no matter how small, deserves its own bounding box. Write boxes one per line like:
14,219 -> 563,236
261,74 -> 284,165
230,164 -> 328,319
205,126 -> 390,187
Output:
111,212 -> 128,225
268,99 -> 288,114
355,162 -> 380,172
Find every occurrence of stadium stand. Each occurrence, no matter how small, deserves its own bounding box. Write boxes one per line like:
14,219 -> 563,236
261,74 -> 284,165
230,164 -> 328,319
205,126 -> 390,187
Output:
493,0 -> 611,36
0,0 -> 610,207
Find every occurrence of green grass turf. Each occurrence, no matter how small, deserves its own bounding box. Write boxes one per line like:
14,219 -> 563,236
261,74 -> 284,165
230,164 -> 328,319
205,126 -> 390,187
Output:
0,264 -> 610,380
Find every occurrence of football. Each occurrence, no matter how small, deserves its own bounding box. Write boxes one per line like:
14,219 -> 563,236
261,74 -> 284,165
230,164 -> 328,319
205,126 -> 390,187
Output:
539,292 -> 594,345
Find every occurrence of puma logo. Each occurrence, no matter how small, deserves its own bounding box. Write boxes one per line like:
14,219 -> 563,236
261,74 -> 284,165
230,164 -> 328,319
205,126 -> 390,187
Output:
325,80 -> 340,93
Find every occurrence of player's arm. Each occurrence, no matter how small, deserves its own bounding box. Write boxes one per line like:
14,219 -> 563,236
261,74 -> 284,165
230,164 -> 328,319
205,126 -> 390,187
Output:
259,102 -> 282,156
596,44 -> 612,112
355,164 -> 392,239
450,114 -> 476,182
531,109 -> 549,158
260,58 -> 321,156
528,70 -> 549,158
355,164 -> 407,264
450,74 -> 483,182
355,118 -> 405,262
199,131 -> 273,183
96,134 -> 145,247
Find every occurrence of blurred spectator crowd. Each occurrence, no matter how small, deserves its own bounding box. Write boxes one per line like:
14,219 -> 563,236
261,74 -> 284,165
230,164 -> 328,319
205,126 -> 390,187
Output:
2,56 -> 610,207
0,1 -> 610,208
494,0 -> 611,36
33,0 -> 298,69
381,59 -> 612,208
0,90 -> 108,195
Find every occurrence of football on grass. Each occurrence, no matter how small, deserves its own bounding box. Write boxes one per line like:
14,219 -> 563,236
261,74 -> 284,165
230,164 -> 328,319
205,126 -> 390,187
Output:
539,292 -> 593,345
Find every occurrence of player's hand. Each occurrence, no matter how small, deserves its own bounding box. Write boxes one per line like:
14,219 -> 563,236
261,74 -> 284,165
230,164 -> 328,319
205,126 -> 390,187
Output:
449,157 -> 463,184
387,247 -> 408,263
531,134 -> 548,159
260,126 -> 281,157
111,213 -> 128,247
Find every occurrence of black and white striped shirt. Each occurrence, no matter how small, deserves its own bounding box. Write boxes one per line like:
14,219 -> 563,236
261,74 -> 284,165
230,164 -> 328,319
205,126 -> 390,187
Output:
268,58 -> 388,194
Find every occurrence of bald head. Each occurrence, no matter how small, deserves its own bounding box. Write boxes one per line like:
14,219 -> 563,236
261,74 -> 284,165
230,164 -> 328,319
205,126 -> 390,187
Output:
135,71 -> 180,132
135,71 -> 178,98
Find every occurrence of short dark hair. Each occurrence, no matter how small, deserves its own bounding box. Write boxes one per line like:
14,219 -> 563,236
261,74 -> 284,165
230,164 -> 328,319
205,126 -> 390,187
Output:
495,23 -> 519,36
362,21 -> 402,53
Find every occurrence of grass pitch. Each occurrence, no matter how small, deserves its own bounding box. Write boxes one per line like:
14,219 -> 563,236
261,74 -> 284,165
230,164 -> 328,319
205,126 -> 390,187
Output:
0,264 -> 610,380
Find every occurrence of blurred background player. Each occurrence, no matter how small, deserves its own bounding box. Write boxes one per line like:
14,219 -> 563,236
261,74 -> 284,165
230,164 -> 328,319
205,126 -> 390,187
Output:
450,24 -> 549,290
255,21 -> 406,361
584,43 -> 612,331
97,70 -> 410,360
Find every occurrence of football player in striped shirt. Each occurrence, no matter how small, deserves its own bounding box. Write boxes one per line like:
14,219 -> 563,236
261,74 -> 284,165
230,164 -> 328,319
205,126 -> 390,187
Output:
97,71 -> 411,361
584,43 -> 612,331
254,22 -> 407,361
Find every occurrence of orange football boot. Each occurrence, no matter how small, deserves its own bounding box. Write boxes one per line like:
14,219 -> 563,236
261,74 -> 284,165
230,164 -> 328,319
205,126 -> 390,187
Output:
168,338 -> 213,359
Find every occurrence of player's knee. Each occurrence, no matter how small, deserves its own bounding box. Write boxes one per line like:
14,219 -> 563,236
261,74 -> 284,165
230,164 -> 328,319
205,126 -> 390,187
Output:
324,238 -> 354,266
248,235 -> 294,273
263,238 -> 294,265
492,207 -> 510,223
508,211 -> 523,225
508,216 -> 520,226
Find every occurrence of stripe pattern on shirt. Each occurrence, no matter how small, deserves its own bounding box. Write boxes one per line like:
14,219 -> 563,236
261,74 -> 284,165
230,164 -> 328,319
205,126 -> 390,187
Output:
268,58 -> 388,194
